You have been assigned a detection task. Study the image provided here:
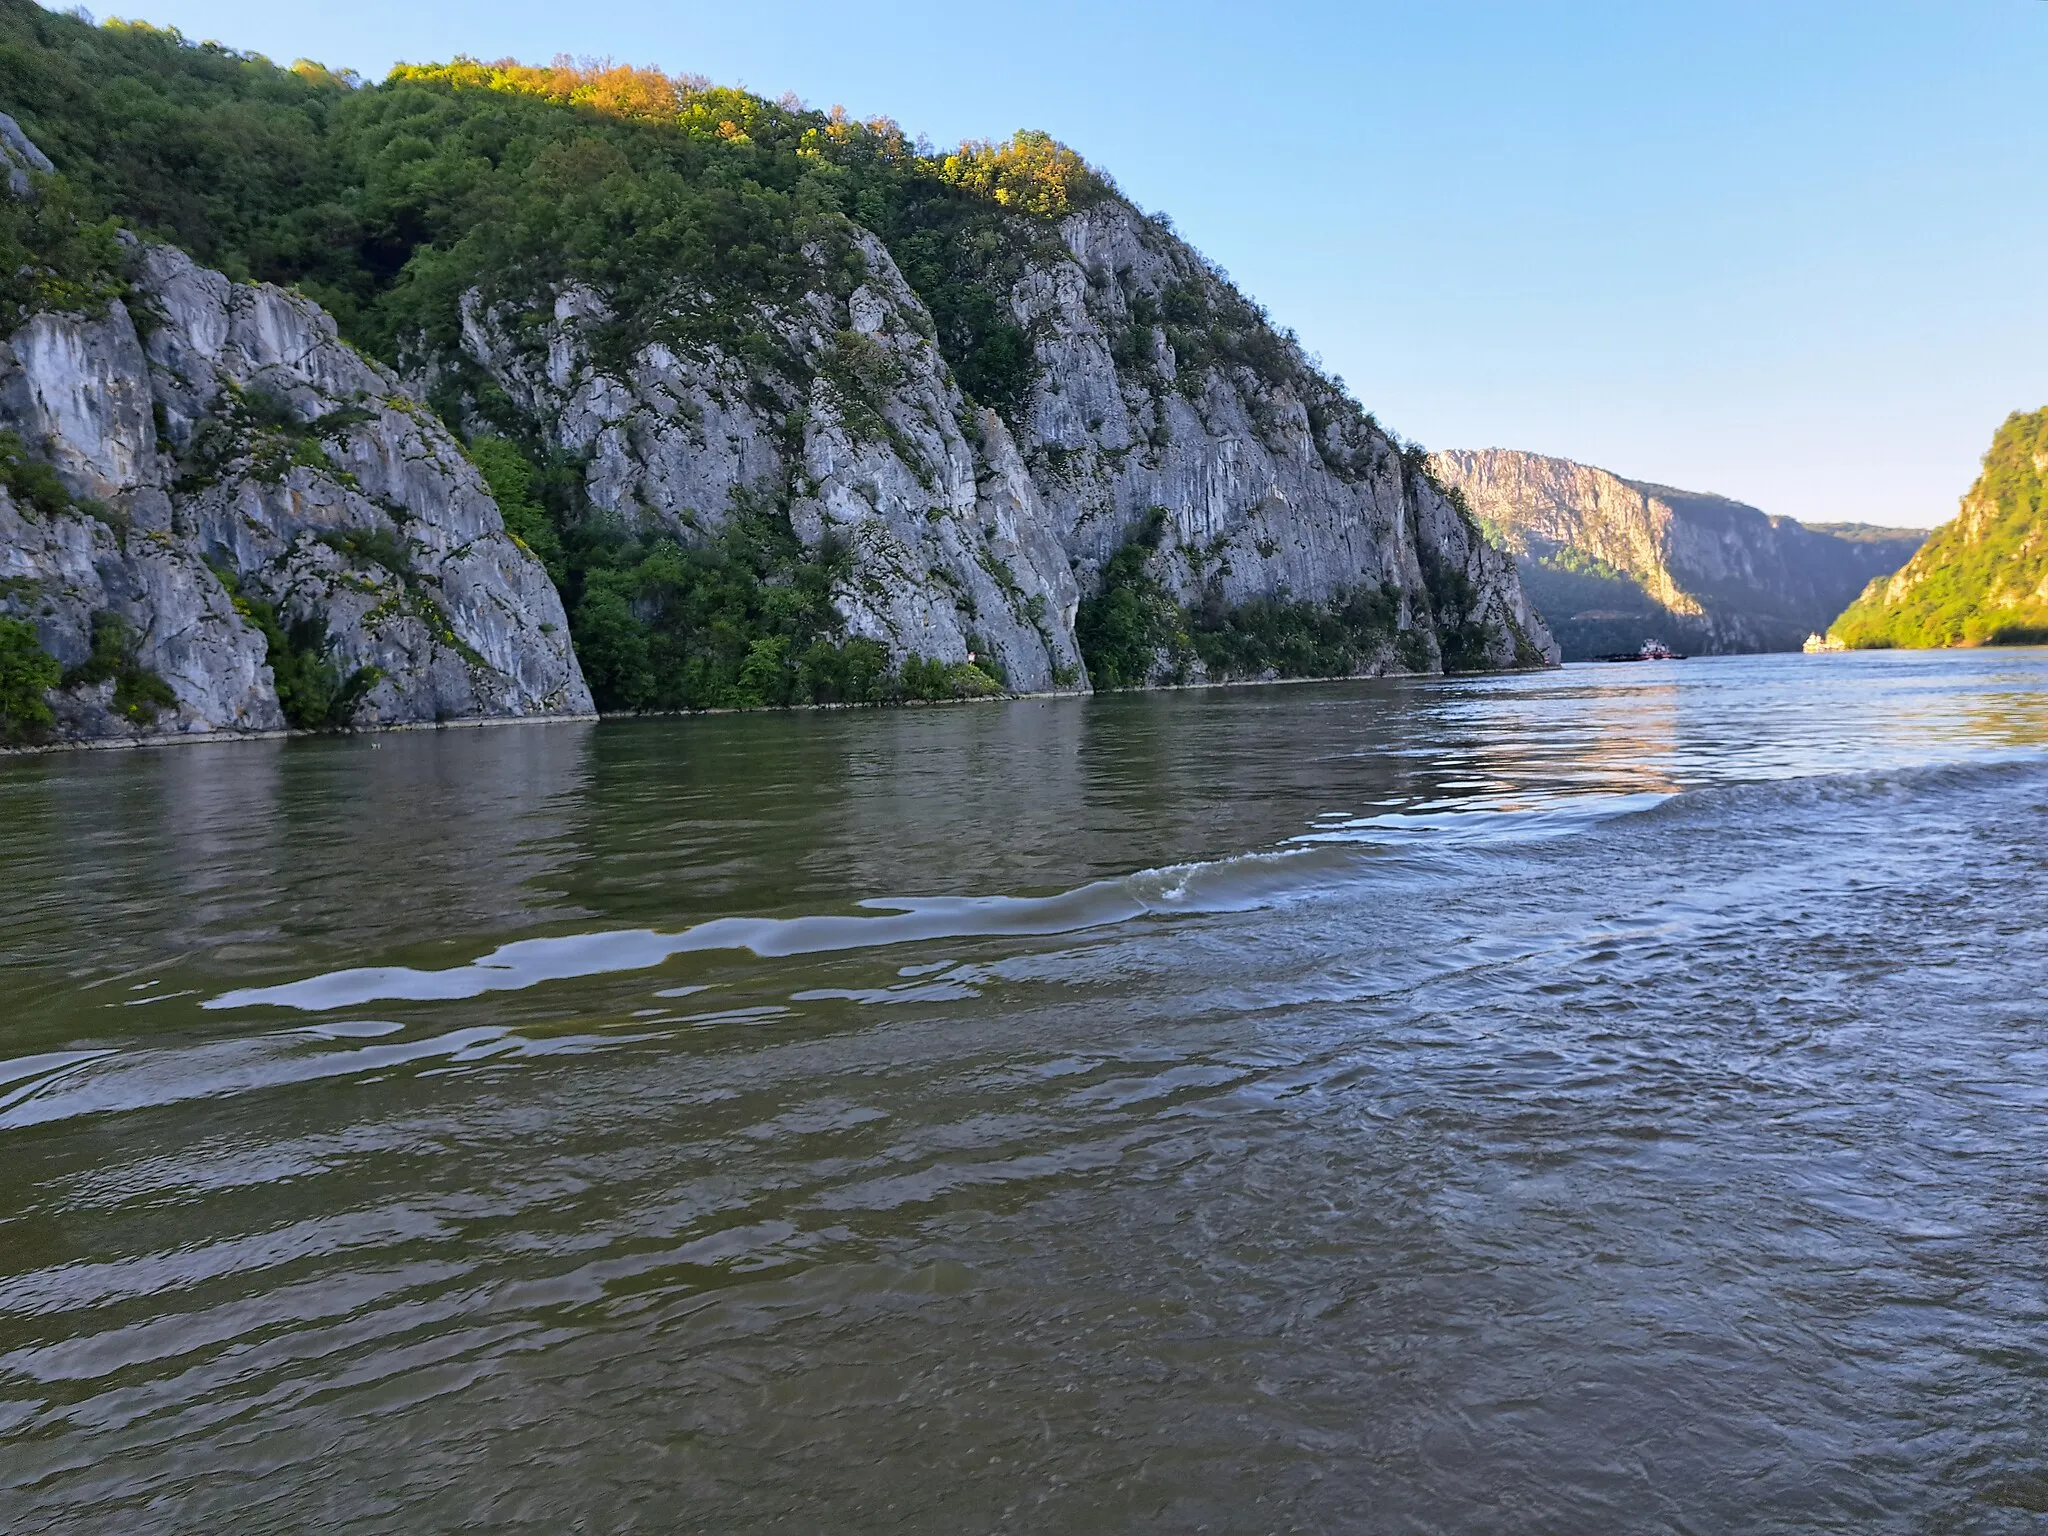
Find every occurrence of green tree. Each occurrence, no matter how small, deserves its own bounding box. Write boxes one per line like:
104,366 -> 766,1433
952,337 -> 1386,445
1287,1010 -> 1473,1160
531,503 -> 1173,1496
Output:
0,617 -> 60,743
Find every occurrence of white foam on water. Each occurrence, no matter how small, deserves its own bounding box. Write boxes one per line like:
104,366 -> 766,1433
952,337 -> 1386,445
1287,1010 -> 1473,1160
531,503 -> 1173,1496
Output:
200,845 -> 1359,1015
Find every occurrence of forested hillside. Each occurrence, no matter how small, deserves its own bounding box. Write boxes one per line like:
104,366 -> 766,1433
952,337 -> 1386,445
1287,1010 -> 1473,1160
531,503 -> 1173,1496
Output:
0,2 -> 1552,740
1830,408 -> 2048,648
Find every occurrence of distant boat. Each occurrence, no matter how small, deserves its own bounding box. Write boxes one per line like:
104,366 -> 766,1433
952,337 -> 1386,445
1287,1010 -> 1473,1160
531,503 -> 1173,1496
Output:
1803,632 -> 1846,653
1596,638 -> 1688,662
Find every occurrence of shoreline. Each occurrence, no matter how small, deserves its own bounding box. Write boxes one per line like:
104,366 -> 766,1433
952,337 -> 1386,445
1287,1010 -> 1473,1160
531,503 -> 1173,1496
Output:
0,660 -> 1560,758
0,710 -> 602,758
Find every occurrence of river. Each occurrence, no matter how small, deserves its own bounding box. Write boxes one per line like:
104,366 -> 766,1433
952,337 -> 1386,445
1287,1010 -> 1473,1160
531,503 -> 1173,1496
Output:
4,650 -> 2047,1531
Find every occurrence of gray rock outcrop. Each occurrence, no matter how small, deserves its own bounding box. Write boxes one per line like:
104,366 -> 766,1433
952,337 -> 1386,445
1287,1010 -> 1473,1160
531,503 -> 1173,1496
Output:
449,203 -> 1556,685
1,231 -> 592,744
0,110 -> 53,199
1016,203 -> 1552,675
455,229 -> 1086,692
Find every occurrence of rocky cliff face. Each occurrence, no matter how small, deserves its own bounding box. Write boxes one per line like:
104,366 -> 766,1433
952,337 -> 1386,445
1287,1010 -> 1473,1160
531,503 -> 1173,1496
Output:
1428,448 -> 1923,658
455,229 -> 1087,694
1018,205 -> 1552,676
3,53 -> 1561,745
451,204 -> 1555,688
1,232 -> 590,744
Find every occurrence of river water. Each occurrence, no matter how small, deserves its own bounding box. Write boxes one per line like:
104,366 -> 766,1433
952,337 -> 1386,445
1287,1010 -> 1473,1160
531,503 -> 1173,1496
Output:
3,650 -> 2047,1532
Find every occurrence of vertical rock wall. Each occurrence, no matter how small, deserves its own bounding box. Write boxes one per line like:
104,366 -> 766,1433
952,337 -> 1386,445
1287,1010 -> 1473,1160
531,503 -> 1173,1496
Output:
1,237 -> 592,743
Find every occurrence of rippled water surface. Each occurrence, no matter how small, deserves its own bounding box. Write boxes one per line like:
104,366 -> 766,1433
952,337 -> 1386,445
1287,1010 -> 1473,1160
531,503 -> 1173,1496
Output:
5,650 -> 2048,1532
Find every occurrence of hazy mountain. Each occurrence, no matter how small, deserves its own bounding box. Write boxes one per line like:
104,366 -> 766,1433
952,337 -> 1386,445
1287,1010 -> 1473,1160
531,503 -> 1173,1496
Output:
1428,449 -> 1923,659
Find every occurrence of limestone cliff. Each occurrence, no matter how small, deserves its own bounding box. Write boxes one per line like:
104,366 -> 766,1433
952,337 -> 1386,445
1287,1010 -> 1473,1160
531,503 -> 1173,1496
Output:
452,230 -> 1087,694
0,230 -> 591,745
448,203 -> 1555,691
1014,204 -> 1553,678
1428,449 -> 1923,659
0,22 -> 1560,739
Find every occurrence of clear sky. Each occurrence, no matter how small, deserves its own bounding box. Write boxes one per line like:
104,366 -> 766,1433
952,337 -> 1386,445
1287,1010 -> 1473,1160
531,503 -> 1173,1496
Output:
75,0 -> 2048,528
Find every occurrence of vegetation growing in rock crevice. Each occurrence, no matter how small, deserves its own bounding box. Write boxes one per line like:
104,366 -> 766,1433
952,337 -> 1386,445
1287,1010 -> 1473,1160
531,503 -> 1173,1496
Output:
0,171 -> 125,321
60,611 -> 176,722
210,564 -> 379,728
0,616 -> 60,742
1076,509 -> 1422,687
1188,582 -> 1406,679
1073,509 -> 1186,688
471,435 -> 998,710
0,430 -> 80,517
1415,546 -> 1492,672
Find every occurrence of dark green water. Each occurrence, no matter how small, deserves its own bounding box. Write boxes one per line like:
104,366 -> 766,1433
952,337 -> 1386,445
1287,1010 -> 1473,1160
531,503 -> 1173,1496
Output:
4,651 -> 2048,1531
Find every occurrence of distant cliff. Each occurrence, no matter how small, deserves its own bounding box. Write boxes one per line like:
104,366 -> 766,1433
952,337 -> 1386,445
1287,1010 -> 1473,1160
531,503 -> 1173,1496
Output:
1427,449 -> 1923,659
0,4 -> 1555,747
1829,408 -> 2048,649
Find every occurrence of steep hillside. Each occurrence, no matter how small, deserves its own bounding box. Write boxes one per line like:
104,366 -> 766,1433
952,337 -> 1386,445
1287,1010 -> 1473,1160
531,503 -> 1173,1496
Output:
0,7 -> 1554,744
1830,409 -> 2048,649
0,193 -> 588,746
1428,448 -> 1922,659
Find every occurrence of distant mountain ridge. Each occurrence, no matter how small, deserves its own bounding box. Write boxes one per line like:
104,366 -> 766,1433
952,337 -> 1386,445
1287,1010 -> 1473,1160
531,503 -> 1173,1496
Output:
1830,408 -> 2048,649
1427,449 -> 1925,659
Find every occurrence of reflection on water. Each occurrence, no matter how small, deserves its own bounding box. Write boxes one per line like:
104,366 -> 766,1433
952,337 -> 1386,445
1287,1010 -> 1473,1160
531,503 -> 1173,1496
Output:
3,649 -> 2048,1531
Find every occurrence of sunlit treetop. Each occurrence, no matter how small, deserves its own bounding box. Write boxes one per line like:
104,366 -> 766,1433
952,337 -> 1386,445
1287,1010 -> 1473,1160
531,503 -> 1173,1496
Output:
939,130 -> 1108,218
383,56 -> 1109,217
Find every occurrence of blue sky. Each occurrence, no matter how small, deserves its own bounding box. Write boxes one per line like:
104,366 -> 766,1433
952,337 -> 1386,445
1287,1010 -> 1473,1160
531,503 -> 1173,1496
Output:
82,0 -> 2048,528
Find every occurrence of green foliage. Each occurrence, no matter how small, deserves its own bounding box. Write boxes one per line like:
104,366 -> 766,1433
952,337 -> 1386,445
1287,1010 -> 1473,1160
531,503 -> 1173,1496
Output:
0,5 -> 357,298
466,430 -> 1004,710
937,130 -> 1108,218
0,170 -> 126,319
1075,509 -> 1187,688
527,465 -> 915,710
59,611 -> 175,722
818,328 -> 902,441
1416,546 -> 1495,672
0,616 -> 60,743
1537,545 -> 1632,583
317,525 -> 412,575
0,6 -> 1109,437
468,432 -> 563,581
1153,277 -> 1295,397
1077,510 -> 1415,686
211,564 -> 378,727
1831,407 -> 2048,650
171,382 -> 371,490
1188,582 -> 1404,679
0,430 -> 74,517
897,654 -> 1003,700
570,507 -> 847,709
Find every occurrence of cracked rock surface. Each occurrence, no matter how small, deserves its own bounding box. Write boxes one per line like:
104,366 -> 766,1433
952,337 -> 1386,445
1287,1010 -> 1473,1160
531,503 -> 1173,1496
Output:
455,208 -> 1556,688
1,240 -> 591,743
